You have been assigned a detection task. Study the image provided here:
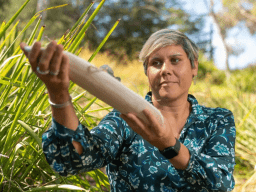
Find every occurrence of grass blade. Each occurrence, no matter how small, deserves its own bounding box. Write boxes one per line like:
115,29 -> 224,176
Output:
25,184 -> 89,191
88,18 -> 120,62
0,0 -> 31,40
62,1 -> 95,44
69,0 -> 106,53
17,120 -> 42,149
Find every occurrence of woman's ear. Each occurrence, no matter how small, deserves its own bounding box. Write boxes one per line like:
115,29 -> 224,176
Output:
192,59 -> 198,77
143,61 -> 148,76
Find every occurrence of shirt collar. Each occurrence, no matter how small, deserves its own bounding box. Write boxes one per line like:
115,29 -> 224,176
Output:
145,92 -> 209,138
145,91 -> 204,116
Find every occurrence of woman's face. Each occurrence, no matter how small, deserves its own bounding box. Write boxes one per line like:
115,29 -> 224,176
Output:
147,45 -> 198,102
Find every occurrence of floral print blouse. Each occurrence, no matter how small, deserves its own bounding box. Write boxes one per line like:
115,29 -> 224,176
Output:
42,92 -> 236,192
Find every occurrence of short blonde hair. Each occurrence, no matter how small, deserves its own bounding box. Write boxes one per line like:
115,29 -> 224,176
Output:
139,29 -> 199,75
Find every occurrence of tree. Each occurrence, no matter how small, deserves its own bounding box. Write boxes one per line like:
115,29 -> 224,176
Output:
0,0 -> 11,21
79,0 -> 203,61
36,0 -> 49,27
204,0 -> 256,72
220,0 -> 256,35
205,0 -> 231,72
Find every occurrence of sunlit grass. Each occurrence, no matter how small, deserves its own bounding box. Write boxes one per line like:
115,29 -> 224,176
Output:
0,1 -> 111,191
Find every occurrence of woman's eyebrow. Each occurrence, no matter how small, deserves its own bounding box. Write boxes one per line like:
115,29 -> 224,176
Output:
149,56 -> 161,61
150,53 -> 182,61
169,53 -> 182,57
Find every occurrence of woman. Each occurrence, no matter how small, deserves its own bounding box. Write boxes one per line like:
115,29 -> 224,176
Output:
20,29 -> 236,191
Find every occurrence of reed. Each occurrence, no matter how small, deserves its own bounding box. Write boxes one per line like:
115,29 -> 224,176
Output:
0,0 -> 115,191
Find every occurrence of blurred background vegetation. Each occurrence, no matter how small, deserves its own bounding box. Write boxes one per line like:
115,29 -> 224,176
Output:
0,0 -> 256,191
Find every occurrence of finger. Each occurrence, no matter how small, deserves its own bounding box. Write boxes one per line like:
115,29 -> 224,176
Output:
129,113 -> 147,128
28,42 -> 42,72
121,113 -> 147,135
59,54 -> 70,81
142,109 -> 161,131
20,42 -> 29,58
49,44 -> 63,76
120,114 -> 135,127
120,114 -> 140,132
38,41 -> 57,72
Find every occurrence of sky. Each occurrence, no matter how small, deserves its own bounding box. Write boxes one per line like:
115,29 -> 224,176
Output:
182,0 -> 256,70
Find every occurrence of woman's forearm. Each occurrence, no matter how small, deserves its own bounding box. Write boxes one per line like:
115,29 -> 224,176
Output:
168,143 -> 190,170
48,91 -> 83,154
20,42 -> 84,155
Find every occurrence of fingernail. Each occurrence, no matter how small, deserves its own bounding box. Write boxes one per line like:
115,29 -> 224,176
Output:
24,46 -> 32,52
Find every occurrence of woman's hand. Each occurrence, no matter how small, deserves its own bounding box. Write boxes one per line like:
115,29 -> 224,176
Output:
20,41 -> 82,152
20,41 -> 70,103
121,109 -> 190,169
120,109 -> 176,150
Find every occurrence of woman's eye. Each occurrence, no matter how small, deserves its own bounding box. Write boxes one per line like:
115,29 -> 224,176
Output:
171,58 -> 179,64
152,61 -> 161,66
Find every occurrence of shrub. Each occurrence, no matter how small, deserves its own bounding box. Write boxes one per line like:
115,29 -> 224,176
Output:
230,65 -> 256,93
197,51 -> 226,85
0,0 -> 115,191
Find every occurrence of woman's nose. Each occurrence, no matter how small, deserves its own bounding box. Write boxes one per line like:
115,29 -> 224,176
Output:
160,61 -> 172,75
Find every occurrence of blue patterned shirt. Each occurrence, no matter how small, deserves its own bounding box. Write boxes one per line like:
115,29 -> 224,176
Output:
42,92 -> 236,192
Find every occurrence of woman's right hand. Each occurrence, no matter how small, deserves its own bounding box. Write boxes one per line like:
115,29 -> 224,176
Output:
20,41 -> 70,103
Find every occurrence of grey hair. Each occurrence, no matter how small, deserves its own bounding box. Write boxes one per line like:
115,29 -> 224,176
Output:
139,29 -> 199,75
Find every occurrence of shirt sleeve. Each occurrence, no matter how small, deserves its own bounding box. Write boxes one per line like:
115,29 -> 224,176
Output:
181,110 -> 236,191
42,109 -> 131,176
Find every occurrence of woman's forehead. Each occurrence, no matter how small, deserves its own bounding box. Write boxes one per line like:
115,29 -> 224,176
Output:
149,45 -> 186,59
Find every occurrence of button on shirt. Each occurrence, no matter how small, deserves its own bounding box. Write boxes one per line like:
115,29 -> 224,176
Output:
42,92 -> 236,192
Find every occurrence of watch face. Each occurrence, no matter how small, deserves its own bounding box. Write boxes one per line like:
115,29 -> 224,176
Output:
160,139 -> 181,159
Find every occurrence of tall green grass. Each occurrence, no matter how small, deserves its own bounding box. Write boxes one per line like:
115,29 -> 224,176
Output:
191,84 -> 256,191
0,0 -> 119,191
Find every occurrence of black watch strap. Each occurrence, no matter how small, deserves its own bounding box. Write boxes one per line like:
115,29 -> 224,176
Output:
159,138 -> 181,159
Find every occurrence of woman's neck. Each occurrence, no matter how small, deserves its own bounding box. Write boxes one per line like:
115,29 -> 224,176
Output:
152,94 -> 191,122
152,94 -> 191,137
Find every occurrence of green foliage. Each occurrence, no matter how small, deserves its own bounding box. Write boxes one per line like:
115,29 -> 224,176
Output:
230,65 -> 256,93
197,52 -> 226,85
197,52 -> 216,79
41,0 -> 83,40
209,70 -> 226,85
0,0 -> 115,191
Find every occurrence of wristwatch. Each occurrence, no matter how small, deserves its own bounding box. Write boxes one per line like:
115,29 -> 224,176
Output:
159,138 -> 181,159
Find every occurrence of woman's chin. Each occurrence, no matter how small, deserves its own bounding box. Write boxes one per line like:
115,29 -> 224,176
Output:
157,90 -> 179,101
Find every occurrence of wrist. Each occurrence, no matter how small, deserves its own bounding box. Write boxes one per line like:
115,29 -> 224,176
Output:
159,138 -> 181,159
157,136 -> 176,151
48,90 -> 70,104
49,95 -> 72,108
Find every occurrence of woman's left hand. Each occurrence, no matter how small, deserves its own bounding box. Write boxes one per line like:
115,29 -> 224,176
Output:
120,109 -> 176,150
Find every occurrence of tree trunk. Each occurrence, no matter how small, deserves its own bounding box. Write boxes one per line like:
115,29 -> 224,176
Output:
36,0 -> 49,27
209,0 -> 231,74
